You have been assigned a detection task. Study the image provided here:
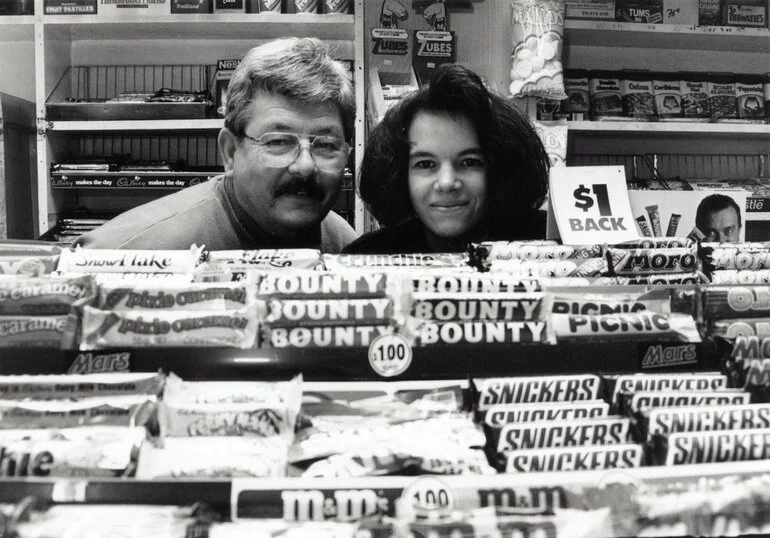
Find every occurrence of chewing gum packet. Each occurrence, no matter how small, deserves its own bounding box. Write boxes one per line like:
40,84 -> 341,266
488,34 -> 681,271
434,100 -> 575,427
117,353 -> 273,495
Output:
653,428 -> 770,465
409,292 -> 546,322
0,314 -> 78,349
606,247 -> 699,275
80,304 -> 259,349
0,426 -> 145,477
0,372 -> 164,399
702,285 -> 770,319
0,395 -> 156,429
470,241 -> 602,262
503,443 -> 643,473
56,246 -> 202,276
160,373 -> 302,438
551,311 -> 701,344
493,417 -> 632,453
136,436 -> 289,479
96,281 -> 255,311
473,374 -> 603,412
0,275 -> 96,315
643,403 -> 770,441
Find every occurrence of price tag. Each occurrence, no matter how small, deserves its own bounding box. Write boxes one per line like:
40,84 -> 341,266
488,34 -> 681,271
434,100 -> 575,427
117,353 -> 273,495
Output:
399,476 -> 457,517
368,333 -> 412,378
548,165 -> 639,244
51,479 -> 88,502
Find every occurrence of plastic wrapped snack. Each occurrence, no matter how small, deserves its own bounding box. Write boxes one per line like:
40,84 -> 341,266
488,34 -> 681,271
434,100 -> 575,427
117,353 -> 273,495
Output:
0,395 -> 156,429
509,0 -> 567,99
473,374 -> 602,412
0,371 -> 164,399
160,373 -> 302,439
551,312 -> 701,344
0,314 -> 78,349
504,443 -> 643,473
409,292 -> 546,322
56,246 -> 202,277
136,436 -> 289,478
0,275 -> 96,315
80,304 -> 259,349
96,281 -> 255,311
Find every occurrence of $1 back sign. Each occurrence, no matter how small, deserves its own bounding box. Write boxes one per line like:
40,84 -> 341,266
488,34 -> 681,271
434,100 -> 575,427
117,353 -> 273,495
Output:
548,165 -> 639,244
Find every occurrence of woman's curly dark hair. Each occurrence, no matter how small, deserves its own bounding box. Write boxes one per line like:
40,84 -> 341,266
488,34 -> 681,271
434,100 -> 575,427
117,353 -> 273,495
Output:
359,64 -> 549,228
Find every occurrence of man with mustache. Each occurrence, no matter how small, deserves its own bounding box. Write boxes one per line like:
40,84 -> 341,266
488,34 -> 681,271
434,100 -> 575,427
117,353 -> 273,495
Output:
76,38 -> 358,253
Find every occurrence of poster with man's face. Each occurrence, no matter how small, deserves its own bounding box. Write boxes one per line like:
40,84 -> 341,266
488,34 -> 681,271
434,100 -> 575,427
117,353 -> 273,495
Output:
627,188 -> 748,243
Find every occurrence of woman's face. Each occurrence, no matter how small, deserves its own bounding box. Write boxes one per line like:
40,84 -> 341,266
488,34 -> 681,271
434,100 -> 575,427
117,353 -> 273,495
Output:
407,111 -> 488,241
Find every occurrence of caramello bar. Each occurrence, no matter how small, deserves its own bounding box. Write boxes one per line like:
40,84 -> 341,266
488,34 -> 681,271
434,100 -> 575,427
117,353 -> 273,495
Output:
136,436 -> 289,479
486,257 -> 608,277
0,395 -> 155,429
656,428 -> 770,465
414,320 -> 552,346
702,286 -> 770,319
494,418 -> 632,453
264,298 -> 394,327
482,400 -> 609,427
643,403 -> 770,441
258,271 -> 389,298
80,304 -> 259,349
504,443 -> 643,473
410,292 -> 545,322
606,247 -> 699,275
267,324 -> 396,348
0,275 -> 96,315
0,426 -> 145,477
551,312 -> 701,343
56,246 -> 201,275
473,375 -> 602,411
0,372 -> 164,399
322,253 -> 468,270
471,241 -> 602,261
0,314 -> 76,348
549,287 -> 673,315
97,281 -> 254,311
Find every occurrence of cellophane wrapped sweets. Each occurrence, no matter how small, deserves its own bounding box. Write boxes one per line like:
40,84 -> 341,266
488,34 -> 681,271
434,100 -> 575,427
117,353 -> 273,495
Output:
509,0 -> 567,99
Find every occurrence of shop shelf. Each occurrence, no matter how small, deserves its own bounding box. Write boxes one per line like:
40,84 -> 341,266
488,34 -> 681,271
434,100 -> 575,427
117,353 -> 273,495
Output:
46,119 -> 223,131
41,13 -> 354,41
568,120 -> 770,139
564,20 -> 770,53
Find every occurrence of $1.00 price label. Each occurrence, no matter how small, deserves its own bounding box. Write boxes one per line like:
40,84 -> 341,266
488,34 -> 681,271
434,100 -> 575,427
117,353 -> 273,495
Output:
368,333 -> 412,377
549,165 -> 638,244
399,476 -> 458,517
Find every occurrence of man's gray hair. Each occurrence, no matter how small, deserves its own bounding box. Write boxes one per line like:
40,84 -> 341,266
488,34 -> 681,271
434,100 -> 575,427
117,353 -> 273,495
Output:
224,37 -> 355,141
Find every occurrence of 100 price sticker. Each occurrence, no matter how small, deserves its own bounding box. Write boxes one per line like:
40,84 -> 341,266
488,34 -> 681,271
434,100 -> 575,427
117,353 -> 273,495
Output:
368,333 -> 412,377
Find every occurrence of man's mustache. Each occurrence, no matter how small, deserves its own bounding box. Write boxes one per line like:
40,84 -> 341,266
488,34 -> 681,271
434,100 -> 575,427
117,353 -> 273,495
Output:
273,176 -> 325,200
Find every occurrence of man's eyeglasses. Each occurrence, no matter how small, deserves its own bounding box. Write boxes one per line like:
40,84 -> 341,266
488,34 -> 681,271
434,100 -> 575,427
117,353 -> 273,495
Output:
243,132 -> 350,173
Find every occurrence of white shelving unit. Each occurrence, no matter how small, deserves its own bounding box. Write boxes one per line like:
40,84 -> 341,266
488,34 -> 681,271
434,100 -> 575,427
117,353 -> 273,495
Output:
10,2 -> 367,237
562,20 -> 770,178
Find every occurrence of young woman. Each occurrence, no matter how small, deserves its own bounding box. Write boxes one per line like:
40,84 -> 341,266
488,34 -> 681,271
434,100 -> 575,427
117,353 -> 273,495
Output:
343,64 -> 549,254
